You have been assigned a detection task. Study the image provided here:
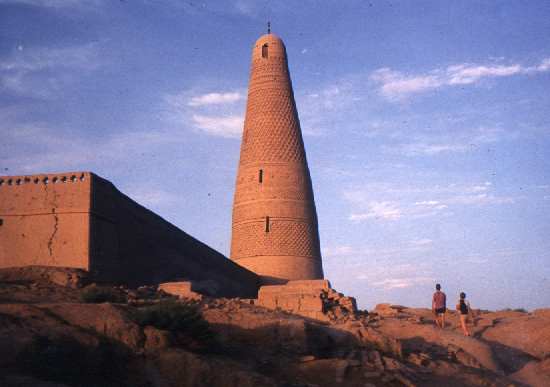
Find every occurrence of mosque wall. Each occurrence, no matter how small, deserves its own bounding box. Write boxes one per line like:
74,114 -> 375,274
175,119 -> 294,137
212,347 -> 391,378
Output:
0,172 -> 259,297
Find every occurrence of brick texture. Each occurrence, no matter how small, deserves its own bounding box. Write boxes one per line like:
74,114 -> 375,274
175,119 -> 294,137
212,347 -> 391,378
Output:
231,33 -> 324,284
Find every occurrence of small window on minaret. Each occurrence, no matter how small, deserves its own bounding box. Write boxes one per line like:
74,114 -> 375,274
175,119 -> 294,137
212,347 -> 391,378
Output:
262,44 -> 268,58
259,169 -> 263,183
265,216 -> 270,232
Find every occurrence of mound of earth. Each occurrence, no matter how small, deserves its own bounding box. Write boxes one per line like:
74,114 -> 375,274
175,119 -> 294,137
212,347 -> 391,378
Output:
0,266 -> 548,386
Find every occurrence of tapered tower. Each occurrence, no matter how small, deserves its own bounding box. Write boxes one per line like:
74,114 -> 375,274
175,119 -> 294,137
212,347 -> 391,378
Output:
230,32 -> 324,284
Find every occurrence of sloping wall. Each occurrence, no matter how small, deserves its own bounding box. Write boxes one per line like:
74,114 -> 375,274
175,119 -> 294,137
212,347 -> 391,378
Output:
89,174 -> 259,297
0,172 -> 259,298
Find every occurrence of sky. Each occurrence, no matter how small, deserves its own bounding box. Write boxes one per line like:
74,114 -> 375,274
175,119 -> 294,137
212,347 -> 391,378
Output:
1,0 -> 549,311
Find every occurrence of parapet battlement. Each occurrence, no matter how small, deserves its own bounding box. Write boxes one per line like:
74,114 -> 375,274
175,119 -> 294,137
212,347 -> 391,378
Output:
0,171 -> 90,188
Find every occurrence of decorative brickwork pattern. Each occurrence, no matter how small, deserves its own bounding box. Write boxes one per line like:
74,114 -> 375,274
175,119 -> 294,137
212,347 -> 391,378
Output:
231,220 -> 319,259
231,33 -> 323,284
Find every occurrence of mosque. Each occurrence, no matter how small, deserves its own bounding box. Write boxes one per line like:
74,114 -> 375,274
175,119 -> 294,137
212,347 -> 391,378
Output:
0,31 -> 325,299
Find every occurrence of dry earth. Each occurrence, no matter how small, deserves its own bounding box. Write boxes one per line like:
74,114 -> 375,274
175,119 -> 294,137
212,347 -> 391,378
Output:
0,266 -> 549,387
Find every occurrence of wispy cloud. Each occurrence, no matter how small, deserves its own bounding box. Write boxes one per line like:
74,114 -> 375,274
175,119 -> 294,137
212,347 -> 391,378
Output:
324,240 -> 434,261
371,57 -> 550,100
344,181 -> 515,222
124,186 -> 180,207
0,121 -> 167,173
164,88 -> 245,138
370,68 -> 442,99
191,114 -> 243,138
349,201 -> 401,221
353,263 -> 435,290
371,277 -> 434,290
383,126 -> 519,156
188,92 -> 243,107
233,0 -> 260,16
391,142 -> 470,156
297,80 -> 360,136
0,43 -> 101,98
447,63 -> 522,85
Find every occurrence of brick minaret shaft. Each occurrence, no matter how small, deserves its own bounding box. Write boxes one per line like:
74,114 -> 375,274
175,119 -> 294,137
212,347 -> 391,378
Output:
230,33 -> 324,284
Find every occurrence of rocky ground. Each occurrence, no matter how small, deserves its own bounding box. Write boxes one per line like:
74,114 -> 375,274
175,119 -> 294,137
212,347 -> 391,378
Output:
0,266 -> 549,387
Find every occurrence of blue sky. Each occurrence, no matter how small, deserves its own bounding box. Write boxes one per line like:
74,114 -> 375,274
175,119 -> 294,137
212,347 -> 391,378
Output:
1,0 -> 549,310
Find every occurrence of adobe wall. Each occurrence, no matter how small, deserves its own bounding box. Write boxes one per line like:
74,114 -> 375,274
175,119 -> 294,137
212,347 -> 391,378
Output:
89,174 -> 259,297
0,172 -> 259,298
0,173 -> 91,270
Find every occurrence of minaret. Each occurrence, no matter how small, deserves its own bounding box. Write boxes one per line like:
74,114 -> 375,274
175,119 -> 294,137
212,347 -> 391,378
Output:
230,31 -> 324,284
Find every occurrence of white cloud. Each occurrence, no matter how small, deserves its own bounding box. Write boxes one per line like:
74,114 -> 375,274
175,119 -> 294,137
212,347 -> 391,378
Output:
188,92 -> 243,107
370,68 -> 442,100
415,200 -> 440,206
233,0 -> 259,16
352,263 -> 435,290
349,201 -> 401,221
469,181 -> 492,193
448,193 -> 515,205
191,114 -> 243,138
410,238 -> 433,246
125,187 -> 179,207
384,126 -> 518,157
344,181 -> 516,223
536,58 -> 550,72
371,277 -> 434,290
0,121 -> 171,173
0,44 -> 99,72
371,57 -> 550,100
297,80 -> 357,136
393,142 -> 470,156
447,64 -> 522,85
0,43 -> 101,98
164,88 -> 245,139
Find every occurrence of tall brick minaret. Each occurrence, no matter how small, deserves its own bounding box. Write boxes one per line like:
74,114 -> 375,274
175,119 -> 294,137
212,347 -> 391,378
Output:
230,31 -> 324,284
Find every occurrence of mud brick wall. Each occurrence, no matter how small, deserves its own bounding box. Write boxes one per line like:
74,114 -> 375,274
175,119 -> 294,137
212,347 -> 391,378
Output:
90,174 -> 259,296
257,280 -> 331,321
0,172 -> 259,297
0,172 -> 91,270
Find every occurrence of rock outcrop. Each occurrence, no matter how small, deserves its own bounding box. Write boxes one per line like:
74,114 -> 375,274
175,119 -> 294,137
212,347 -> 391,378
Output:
0,267 -> 549,386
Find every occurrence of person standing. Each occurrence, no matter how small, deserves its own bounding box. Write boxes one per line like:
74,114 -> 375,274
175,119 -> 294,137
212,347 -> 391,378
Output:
432,283 -> 447,328
456,292 -> 471,336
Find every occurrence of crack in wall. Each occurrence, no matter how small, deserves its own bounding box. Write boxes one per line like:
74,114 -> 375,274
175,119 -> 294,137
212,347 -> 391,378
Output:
47,187 -> 59,261
47,208 -> 59,258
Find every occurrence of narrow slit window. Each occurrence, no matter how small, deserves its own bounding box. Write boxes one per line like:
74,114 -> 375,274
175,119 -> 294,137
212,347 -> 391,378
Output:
259,169 -> 263,183
265,216 -> 270,232
262,43 -> 268,58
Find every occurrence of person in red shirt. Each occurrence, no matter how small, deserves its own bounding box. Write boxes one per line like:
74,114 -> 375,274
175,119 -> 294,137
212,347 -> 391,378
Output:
432,283 -> 447,328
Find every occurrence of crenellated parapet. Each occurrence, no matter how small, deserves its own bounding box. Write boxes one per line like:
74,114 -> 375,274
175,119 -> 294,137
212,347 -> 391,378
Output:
0,172 -> 89,188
